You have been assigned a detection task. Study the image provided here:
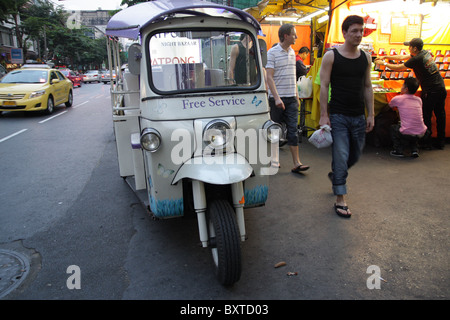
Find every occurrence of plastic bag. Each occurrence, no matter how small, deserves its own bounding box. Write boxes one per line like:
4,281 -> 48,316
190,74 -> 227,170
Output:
308,125 -> 333,148
297,75 -> 312,98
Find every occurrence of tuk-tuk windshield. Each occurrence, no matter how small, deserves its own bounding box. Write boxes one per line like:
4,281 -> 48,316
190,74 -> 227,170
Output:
149,30 -> 258,93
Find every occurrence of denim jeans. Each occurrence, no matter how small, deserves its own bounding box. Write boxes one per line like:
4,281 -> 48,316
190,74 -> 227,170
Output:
330,113 -> 367,196
269,97 -> 299,146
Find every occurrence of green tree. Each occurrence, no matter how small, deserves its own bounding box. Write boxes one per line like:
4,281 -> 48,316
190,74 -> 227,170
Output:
120,0 -> 151,7
0,0 -> 21,24
0,0 -> 30,62
17,0 -> 108,69
18,0 -> 68,61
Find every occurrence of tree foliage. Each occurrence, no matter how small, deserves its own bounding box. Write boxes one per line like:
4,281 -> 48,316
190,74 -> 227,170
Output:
120,0 -> 152,8
5,0 -> 108,69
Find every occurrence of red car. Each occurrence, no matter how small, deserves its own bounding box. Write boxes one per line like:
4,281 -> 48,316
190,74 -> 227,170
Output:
60,69 -> 82,87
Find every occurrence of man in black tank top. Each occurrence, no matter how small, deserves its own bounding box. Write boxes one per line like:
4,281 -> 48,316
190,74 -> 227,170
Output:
319,15 -> 374,218
229,33 -> 256,85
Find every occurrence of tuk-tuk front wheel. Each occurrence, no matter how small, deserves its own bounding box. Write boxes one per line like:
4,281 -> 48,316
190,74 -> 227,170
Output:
207,199 -> 241,286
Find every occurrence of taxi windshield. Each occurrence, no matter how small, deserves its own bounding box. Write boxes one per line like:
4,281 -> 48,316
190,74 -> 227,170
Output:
1,70 -> 48,84
148,30 -> 259,93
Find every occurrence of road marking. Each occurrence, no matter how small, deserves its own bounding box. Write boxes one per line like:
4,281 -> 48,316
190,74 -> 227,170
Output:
73,101 -> 89,109
38,110 -> 68,124
0,128 -> 28,143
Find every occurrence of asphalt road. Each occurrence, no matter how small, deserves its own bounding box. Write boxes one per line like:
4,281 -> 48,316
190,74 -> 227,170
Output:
1,82 -> 448,305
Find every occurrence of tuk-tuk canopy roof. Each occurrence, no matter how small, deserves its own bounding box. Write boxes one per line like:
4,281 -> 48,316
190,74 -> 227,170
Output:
105,0 -> 262,40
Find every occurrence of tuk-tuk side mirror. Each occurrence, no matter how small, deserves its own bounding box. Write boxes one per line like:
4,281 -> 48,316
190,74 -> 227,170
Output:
128,43 -> 142,75
258,39 -> 267,67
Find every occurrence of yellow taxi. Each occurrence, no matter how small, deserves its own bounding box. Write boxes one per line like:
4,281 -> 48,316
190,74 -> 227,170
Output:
0,67 -> 73,115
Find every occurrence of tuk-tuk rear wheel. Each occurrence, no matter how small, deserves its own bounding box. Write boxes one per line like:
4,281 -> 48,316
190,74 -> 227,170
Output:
207,199 -> 241,286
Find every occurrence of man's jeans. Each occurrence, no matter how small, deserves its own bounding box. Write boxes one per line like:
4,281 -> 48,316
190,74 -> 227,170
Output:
330,113 -> 366,196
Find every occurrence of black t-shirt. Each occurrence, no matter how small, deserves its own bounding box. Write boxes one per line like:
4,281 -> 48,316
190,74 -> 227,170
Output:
404,50 -> 445,92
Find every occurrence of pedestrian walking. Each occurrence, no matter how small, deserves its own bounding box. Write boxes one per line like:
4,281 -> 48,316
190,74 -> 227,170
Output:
319,15 -> 374,218
266,24 -> 309,173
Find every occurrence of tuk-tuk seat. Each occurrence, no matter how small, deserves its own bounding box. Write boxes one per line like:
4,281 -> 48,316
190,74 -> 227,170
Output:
152,63 -> 205,91
205,69 -> 225,87
123,71 -> 140,108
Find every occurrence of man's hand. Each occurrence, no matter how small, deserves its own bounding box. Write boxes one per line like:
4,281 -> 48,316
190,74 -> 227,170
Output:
366,116 -> 375,133
319,114 -> 330,127
275,98 -> 285,110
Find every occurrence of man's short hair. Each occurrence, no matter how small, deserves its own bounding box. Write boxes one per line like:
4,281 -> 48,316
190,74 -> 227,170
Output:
404,77 -> 420,94
342,15 -> 364,32
278,24 -> 294,42
299,46 -> 310,54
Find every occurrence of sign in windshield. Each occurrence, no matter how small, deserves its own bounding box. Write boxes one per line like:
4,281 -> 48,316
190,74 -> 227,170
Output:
149,30 -> 258,92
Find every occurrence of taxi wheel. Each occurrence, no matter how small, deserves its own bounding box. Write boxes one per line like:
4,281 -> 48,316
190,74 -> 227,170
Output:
207,199 -> 241,286
65,90 -> 73,107
45,96 -> 54,115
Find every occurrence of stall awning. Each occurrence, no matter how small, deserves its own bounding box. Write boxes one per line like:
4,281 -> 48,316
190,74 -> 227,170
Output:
241,0 -> 330,23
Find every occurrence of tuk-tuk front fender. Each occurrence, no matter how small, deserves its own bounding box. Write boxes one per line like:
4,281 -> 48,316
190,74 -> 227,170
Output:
172,153 -> 252,185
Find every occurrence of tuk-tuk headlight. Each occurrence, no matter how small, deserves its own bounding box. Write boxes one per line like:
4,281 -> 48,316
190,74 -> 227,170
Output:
262,120 -> 282,143
140,128 -> 161,152
203,120 -> 232,149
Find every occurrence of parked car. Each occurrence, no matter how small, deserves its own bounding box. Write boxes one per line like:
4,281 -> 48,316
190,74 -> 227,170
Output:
101,70 -> 116,84
60,69 -> 82,87
82,70 -> 100,83
0,67 -> 73,115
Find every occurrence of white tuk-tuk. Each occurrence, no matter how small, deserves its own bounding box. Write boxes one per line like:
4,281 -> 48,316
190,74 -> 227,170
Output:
105,0 -> 281,286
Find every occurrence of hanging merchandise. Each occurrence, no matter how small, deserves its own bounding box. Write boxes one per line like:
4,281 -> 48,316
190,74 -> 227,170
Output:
363,15 -> 377,37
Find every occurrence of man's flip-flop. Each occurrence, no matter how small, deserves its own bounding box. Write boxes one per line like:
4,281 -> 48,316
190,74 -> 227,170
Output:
291,165 -> 310,173
334,204 -> 351,218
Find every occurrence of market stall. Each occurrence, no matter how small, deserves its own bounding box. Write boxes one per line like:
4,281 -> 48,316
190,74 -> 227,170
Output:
304,0 -> 450,138
260,24 -> 311,59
